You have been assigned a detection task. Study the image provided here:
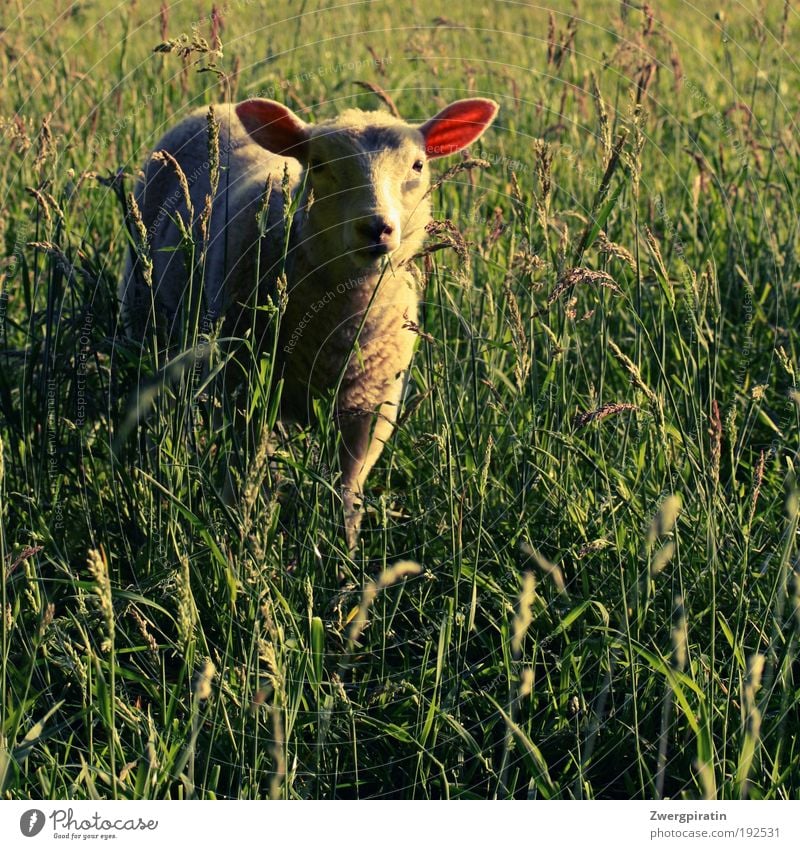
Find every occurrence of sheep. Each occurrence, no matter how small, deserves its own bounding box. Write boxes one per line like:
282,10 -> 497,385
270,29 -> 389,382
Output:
120,96 -> 499,549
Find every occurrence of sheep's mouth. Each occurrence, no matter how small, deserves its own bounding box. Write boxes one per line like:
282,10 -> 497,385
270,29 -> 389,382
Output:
359,244 -> 394,259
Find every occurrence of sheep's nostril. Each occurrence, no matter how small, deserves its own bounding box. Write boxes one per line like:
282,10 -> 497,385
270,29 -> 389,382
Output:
360,217 -> 397,245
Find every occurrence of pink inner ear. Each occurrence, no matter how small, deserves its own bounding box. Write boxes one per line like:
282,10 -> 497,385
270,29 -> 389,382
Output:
235,99 -> 309,157
421,99 -> 499,158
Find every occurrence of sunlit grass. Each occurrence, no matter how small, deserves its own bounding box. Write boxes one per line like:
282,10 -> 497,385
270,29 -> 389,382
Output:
1,0 -> 798,799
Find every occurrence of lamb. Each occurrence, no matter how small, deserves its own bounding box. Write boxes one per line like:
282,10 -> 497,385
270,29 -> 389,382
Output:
120,96 -> 499,549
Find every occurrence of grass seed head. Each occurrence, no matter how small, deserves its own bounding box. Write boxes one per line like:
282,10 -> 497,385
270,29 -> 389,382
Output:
709,399 -> 722,485
671,596 -> 687,671
348,561 -> 422,645
207,105 -> 221,197
596,231 -> 635,269
512,571 -> 536,659
647,494 -> 682,547
548,267 -> 620,307
34,114 -> 54,178
194,657 -> 216,700
651,541 -> 675,577
590,71 -> 612,161
502,276 -> 530,389
87,548 -> 113,652
151,150 -> 194,221
521,542 -> 567,596
607,339 -> 664,435
572,401 -> 637,429
176,554 -> 196,649
126,191 -> 153,287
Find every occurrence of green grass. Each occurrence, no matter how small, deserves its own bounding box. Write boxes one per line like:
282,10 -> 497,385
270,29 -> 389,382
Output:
1,0 -> 799,799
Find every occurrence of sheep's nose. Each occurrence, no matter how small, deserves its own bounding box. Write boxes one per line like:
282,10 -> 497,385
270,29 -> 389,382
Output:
357,216 -> 399,250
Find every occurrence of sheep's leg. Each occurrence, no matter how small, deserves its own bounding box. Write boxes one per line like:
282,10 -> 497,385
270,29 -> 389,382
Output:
337,414 -> 374,552
337,379 -> 403,552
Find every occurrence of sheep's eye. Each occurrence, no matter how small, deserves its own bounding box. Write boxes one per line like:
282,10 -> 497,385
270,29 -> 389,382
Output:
310,158 -> 326,172
412,159 -> 424,173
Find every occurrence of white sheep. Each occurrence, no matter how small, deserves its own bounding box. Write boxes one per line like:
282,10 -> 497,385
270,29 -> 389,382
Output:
120,96 -> 498,548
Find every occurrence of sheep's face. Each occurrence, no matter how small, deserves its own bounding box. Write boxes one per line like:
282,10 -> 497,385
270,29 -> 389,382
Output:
236,97 -> 499,270
303,121 -> 431,266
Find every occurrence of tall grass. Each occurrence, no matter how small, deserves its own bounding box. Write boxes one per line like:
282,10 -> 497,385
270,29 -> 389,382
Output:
1,0 -> 798,799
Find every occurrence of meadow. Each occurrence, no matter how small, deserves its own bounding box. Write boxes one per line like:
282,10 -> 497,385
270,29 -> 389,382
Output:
0,0 -> 799,799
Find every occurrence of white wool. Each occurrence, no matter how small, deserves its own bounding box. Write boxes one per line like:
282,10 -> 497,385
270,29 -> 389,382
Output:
120,98 -> 497,548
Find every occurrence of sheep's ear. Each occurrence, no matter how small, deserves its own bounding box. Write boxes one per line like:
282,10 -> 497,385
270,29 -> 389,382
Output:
419,98 -> 499,159
236,99 -> 311,160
